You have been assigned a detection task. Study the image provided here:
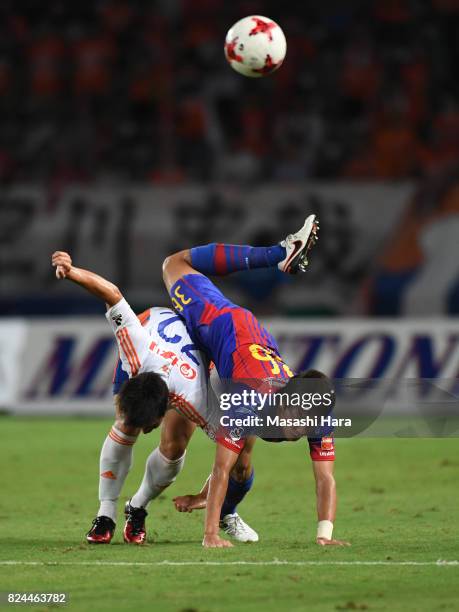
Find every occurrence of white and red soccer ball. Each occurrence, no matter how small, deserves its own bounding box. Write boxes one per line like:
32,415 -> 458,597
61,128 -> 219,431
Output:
224,15 -> 287,78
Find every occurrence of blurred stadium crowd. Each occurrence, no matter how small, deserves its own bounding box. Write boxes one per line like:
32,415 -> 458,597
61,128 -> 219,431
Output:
1,0 -> 459,184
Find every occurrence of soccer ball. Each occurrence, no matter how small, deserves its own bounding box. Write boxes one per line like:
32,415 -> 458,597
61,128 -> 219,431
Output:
224,15 -> 287,78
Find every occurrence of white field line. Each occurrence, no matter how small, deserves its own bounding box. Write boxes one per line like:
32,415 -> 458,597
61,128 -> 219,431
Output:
0,559 -> 457,567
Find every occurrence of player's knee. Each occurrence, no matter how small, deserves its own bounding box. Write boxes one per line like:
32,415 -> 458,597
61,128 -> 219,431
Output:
162,250 -> 191,278
162,253 -> 180,275
114,418 -> 141,438
162,255 -> 173,278
159,438 -> 187,461
316,469 -> 336,490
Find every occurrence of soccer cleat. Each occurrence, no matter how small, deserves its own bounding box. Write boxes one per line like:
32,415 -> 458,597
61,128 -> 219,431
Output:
220,513 -> 259,543
278,214 -> 319,274
123,500 -> 147,544
86,515 -> 116,544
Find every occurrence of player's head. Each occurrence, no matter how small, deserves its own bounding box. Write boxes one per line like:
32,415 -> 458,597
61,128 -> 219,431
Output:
117,372 -> 169,429
263,369 -> 335,442
294,368 -> 335,395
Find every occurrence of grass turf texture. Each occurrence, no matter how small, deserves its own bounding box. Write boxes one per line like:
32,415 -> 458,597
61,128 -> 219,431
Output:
0,416 -> 457,611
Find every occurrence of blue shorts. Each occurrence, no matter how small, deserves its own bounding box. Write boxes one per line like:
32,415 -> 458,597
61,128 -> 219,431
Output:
113,358 -> 129,394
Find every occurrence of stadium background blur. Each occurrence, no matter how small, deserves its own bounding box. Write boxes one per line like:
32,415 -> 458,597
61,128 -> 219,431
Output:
1,0 -> 459,319
1,3 -> 458,610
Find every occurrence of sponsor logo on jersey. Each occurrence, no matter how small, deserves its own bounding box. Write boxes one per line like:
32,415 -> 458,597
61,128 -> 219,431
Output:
149,340 -> 197,380
180,362 -> 197,380
318,450 -> 335,457
230,427 -> 244,441
157,349 -> 179,365
112,314 -> 123,326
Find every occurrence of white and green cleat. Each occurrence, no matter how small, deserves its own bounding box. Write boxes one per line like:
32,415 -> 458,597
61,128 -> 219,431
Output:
278,214 -> 320,274
220,513 -> 259,543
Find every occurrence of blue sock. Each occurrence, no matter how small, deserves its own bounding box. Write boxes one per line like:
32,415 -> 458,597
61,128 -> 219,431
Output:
220,470 -> 254,518
190,243 -> 285,276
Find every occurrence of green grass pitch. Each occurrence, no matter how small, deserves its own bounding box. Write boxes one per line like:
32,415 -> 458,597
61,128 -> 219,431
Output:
0,416 -> 458,611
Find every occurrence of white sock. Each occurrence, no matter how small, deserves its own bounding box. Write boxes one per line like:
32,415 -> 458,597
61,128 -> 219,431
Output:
130,447 -> 186,509
97,426 -> 137,522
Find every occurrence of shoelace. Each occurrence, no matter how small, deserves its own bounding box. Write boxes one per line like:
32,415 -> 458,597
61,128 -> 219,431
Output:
128,508 -> 147,534
92,516 -> 112,534
224,515 -> 247,533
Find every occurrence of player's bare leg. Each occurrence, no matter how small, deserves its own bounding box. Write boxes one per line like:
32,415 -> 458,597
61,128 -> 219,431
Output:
123,410 -> 196,544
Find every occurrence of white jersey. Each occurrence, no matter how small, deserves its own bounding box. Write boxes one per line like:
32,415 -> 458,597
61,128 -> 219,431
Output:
106,298 -> 209,427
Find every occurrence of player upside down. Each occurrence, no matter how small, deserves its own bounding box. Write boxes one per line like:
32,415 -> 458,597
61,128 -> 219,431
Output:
163,214 -> 349,547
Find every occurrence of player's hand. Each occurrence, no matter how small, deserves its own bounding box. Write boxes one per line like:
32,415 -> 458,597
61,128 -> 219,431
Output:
202,534 -> 233,548
173,494 -> 207,513
316,537 -> 351,546
52,251 -> 72,279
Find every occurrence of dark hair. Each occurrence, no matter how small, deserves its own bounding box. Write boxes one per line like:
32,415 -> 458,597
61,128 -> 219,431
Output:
274,368 -> 336,418
297,368 -> 330,380
293,369 -> 335,393
261,369 -> 335,443
117,372 -> 169,428
288,368 -> 335,407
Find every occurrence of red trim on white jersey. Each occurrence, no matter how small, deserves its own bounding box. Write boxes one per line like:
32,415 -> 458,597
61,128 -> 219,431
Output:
117,328 -> 141,376
169,392 -> 206,428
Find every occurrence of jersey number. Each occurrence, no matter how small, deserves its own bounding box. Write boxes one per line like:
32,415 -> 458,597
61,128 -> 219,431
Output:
171,285 -> 191,312
249,344 -> 294,377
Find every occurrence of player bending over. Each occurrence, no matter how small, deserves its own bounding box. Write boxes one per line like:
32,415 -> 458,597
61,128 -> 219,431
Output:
51,251 -> 258,545
162,215 -> 350,547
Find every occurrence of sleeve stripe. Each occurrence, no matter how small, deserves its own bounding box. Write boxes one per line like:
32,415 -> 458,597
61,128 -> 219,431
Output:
117,329 -> 138,376
117,329 -> 134,375
178,403 -> 196,423
169,393 -> 206,427
169,393 -> 192,420
123,328 -> 141,372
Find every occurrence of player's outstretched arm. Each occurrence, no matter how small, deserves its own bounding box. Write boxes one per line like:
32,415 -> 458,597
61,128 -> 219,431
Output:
312,460 -> 350,546
52,251 -> 123,307
203,444 -> 239,548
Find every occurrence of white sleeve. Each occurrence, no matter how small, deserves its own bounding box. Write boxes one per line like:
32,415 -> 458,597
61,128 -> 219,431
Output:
105,298 -> 149,377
